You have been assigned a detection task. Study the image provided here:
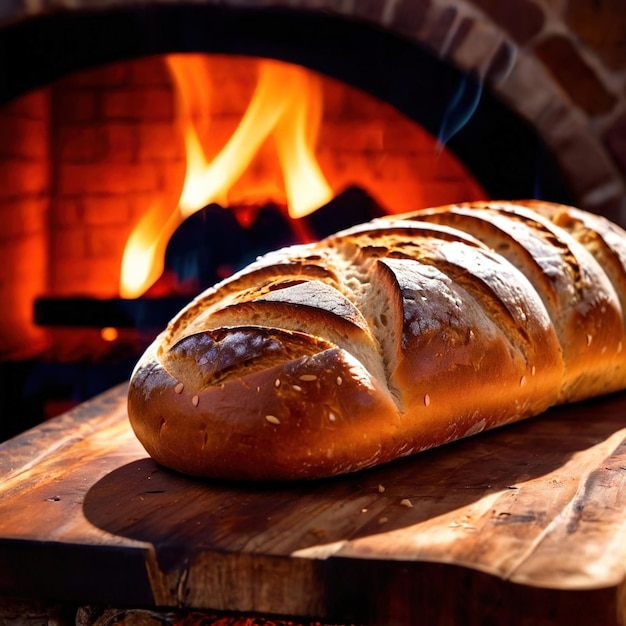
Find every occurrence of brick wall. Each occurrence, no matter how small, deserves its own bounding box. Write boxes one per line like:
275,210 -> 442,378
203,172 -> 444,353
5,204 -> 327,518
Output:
0,92 -> 49,359
47,56 -> 185,298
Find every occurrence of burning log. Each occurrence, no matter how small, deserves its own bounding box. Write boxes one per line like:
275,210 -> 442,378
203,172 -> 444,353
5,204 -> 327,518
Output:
301,184 -> 387,237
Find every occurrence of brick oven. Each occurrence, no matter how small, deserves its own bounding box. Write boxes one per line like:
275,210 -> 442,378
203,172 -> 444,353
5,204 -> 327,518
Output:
0,0 -> 625,438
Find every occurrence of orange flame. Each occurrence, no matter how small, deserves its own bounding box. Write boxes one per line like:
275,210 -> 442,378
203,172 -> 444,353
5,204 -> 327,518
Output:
120,55 -> 332,298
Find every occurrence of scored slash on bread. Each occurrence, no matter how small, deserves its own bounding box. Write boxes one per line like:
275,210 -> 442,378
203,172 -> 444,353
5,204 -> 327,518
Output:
127,201 -> 626,481
413,202 -> 626,402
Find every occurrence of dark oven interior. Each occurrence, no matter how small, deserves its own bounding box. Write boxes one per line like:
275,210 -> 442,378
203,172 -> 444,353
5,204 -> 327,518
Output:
1,0 -> 625,438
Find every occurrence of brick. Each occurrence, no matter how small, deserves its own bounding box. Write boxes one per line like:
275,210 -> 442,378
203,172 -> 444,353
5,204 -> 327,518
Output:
17,197 -> 48,237
0,198 -> 47,242
0,237 -> 45,283
448,17 -> 509,77
57,126 -> 105,162
388,0 -> 430,36
0,160 -> 49,197
86,224 -> 127,258
57,123 -> 135,163
419,5 -> 458,54
141,87 -> 175,121
53,89 -> 97,124
49,258 -> 96,296
52,227 -> 87,260
82,195 -> 132,226
137,122 -> 184,161
448,16 -> 475,57
104,123 -> 137,162
49,259 -> 90,295
468,0 -> 545,44
102,90 -> 135,120
0,116 -> 49,158
552,128 -> 618,200
12,236 -> 47,282
565,0 -> 626,70
320,81 -> 350,118
51,199 -> 83,227
96,61 -> 132,86
131,163 -> 171,193
322,82 -> 398,123
58,255 -> 123,296
319,121 -> 386,153
534,35 -> 616,116
351,0 -> 387,22
604,111 -> 626,175
57,164 -> 91,195
58,163 -> 161,195
103,88 -> 174,121
485,40 -> 516,83
533,97 -> 576,137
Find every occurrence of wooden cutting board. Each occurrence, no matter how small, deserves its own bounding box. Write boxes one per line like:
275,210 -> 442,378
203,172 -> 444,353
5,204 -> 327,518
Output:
1,383 -> 626,625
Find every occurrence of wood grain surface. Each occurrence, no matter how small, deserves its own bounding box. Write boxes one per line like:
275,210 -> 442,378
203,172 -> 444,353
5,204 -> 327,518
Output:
1,384 -> 626,625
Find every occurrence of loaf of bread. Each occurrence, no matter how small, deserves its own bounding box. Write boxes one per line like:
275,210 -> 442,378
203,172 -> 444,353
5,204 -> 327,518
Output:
127,200 -> 626,480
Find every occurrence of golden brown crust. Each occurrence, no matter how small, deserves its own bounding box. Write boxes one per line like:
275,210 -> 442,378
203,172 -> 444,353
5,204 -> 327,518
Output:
128,338 -> 401,480
406,201 -> 626,402
127,200 -> 626,480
